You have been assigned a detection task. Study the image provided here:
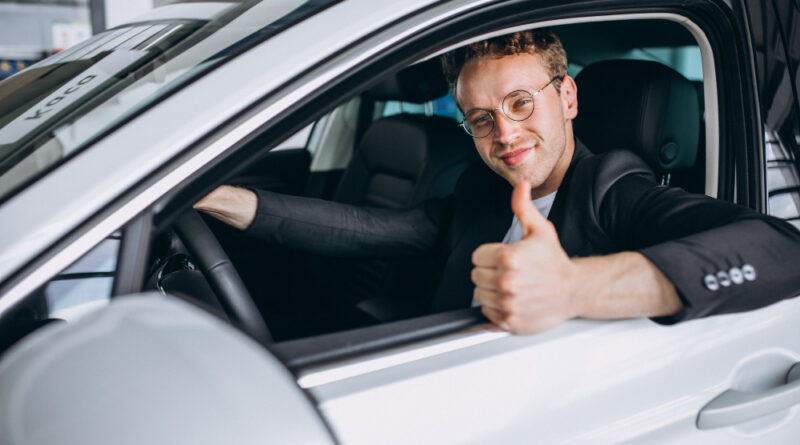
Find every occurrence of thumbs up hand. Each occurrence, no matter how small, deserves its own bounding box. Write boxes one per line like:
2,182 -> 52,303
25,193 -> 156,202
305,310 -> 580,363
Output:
471,181 -> 580,334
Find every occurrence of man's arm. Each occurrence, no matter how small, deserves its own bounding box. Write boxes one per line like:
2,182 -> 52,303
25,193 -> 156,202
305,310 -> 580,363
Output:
194,185 -> 447,258
472,181 -> 683,334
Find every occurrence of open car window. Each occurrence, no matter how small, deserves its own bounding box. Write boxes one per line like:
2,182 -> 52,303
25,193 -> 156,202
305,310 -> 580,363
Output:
153,16 -> 714,347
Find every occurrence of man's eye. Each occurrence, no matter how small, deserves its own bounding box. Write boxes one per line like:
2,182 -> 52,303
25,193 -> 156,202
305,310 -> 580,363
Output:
512,98 -> 532,110
469,114 -> 491,127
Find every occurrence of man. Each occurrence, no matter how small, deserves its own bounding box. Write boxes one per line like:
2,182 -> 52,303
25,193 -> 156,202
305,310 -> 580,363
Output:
196,29 -> 800,334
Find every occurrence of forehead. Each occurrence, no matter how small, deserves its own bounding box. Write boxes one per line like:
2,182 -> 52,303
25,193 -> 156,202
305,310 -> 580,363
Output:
455,53 -> 549,110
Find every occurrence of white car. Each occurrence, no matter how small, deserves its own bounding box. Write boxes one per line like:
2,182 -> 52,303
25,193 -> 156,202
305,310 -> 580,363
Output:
0,1 -> 799,444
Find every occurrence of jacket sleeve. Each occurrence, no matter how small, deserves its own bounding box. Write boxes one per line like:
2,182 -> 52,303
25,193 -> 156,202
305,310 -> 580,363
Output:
243,189 -> 450,258
598,155 -> 800,324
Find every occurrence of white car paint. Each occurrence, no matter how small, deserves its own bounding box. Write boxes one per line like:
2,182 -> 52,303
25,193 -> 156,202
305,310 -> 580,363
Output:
0,294 -> 334,445
305,298 -> 800,444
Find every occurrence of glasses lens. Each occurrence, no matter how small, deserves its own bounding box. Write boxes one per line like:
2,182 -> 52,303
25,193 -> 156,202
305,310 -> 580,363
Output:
503,90 -> 534,121
463,110 -> 494,138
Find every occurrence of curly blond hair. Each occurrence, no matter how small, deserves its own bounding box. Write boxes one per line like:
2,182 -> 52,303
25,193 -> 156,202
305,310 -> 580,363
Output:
441,29 -> 568,95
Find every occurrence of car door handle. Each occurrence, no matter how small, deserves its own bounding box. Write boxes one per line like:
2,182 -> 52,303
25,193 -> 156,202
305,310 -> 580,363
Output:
696,362 -> 800,430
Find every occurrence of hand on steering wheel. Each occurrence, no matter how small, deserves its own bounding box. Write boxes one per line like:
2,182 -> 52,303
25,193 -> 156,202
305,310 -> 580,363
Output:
173,210 -> 273,345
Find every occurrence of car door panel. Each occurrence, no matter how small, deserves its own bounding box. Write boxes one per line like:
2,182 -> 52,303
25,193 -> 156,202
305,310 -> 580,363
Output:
301,297 -> 800,444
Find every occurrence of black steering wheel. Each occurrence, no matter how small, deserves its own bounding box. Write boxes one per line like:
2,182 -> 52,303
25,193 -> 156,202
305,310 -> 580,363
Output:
173,210 -> 273,345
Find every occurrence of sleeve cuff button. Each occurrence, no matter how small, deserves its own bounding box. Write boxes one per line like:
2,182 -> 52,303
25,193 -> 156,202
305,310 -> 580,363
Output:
729,267 -> 744,284
704,274 -> 719,291
716,271 -> 731,287
742,264 -> 757,281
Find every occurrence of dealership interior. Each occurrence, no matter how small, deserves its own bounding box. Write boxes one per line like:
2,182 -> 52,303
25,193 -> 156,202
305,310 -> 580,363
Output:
0,0 -> 158,80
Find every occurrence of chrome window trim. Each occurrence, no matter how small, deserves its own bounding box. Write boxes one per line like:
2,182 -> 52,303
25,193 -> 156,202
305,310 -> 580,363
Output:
297,327 -> 509,388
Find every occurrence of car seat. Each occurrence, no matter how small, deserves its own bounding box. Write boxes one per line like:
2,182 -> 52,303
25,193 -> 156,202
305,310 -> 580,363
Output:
573,59 -> 702,190
308,58 -> 477,323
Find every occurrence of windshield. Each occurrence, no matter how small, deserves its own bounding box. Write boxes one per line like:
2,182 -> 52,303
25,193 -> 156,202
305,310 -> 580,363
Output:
0,0 -> 334,202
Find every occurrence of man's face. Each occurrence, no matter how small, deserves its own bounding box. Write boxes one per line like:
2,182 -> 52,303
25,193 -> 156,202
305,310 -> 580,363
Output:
456,53 -> 577,195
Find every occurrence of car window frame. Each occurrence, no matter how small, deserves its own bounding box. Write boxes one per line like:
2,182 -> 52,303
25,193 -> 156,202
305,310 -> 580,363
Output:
0,0 -> 765,369
154,2 -> 757,369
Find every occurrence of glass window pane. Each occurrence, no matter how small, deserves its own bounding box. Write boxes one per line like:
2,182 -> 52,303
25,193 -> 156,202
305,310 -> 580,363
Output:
766,163 -> 800,192
15,235 -> 122,323
61,237 -> 119,274
768,191 -> 800,219
45,277 -> 114,319
0,0 -> 333,202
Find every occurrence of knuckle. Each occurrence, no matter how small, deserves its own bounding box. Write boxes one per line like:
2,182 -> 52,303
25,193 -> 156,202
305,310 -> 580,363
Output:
497,248 -> 517,269
496,273 -> 516,293
471,249 -> 481,265
505,315 -> 521,331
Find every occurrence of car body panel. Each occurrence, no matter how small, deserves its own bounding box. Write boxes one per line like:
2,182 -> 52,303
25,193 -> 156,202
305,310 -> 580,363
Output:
0,293 -> 335,445
302,297 -> 800,444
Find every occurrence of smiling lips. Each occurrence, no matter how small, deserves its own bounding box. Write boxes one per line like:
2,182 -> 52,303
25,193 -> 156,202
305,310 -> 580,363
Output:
499,147 -> 533,166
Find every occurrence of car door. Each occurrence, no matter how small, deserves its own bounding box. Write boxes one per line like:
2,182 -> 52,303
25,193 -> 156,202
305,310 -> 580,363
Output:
260,1 -> 800,443
294,304 -> 800,444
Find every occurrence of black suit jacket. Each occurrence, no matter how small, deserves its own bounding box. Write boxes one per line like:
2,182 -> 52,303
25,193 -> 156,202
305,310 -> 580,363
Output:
247,140 -> 800,323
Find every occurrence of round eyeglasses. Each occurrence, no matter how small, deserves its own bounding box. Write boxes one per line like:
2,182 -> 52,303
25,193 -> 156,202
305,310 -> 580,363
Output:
459,76 -> 562,138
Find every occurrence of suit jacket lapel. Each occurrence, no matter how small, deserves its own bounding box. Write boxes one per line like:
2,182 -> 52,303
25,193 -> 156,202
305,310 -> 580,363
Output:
549,139 -> 595,256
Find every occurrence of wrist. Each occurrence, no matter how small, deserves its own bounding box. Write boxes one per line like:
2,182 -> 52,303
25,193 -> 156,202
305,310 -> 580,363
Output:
565,257 -> 588,318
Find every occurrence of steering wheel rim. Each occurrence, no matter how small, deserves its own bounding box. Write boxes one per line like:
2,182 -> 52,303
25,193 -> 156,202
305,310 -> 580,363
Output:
173,210 -> 273,345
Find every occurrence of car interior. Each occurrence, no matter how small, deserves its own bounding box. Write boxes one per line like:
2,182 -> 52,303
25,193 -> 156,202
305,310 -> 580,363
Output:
1,17 -> 714,357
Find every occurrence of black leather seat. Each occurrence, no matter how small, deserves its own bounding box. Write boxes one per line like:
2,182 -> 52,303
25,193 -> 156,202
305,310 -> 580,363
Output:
334,59 -> 475,208
574,59 -> 702,188
318,59 -> 476,322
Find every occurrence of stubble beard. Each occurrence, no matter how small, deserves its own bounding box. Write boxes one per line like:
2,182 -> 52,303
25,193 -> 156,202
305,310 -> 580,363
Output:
498,135 -> 564,190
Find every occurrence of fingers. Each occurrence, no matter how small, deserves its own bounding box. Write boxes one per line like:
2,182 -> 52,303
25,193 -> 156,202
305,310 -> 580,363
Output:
192,185 -> 257,230
481,306 -> 510,331
473,286 -> 504,309
511,180 -> 548,238
471,266 -> 499,290
194,185 -> 234,211
471,242 -> 506,267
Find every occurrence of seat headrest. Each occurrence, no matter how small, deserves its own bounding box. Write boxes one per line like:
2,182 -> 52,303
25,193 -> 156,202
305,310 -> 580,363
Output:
368,58 -> 449,103
573,60 -> 700,173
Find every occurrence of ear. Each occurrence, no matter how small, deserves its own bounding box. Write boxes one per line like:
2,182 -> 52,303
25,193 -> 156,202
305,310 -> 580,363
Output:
560,75 -> 578,120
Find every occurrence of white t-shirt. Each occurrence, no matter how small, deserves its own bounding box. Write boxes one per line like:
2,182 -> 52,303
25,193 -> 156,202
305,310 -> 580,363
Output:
472,191 -> 557,307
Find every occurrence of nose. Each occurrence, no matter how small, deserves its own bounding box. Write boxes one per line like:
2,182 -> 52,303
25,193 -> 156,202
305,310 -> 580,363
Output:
492,111 -> 521,145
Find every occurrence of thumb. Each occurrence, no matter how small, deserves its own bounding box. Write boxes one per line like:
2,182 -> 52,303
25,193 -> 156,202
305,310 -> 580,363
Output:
511,181 -> 548,238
